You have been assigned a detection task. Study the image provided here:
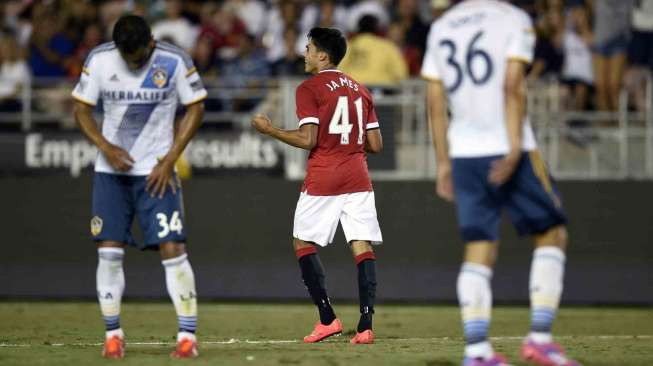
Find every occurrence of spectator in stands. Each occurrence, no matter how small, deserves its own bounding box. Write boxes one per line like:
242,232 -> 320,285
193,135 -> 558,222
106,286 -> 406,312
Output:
197,3 -> 247,63
67,23 -> 104,79
299,0 -> 348,32
270,27 -> 306,77
562,2 -> 595,146
624,0 -> 653,112
592,0 -> 634,115
62,0 -> 98,47
152,0 -> 197,52
528,0 -> 564,83
392,0 -> 429,73
347,0 -> 391,33
225,0 -> 267,37
221,33 -> 270,111
339,14 -> 408,87
387,21 -> 422,76
0,33 -> 29,112
296,0 -> 348,55
561,2 -> 593,112
28,10 -> 75,80
263,0 -> 302,64
2,0 -> 33,47
194,35 -> 219,80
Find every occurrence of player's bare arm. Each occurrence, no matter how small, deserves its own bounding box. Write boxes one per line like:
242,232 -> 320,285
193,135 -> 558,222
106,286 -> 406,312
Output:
73,100 -> 134,172
364,128 -> 383,154
147,101 -> 204,198
426,79 -> 453,202
251,113 -> 318,150
489,59 -> 527,185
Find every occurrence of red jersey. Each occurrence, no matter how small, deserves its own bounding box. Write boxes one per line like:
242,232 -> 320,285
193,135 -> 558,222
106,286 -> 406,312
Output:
296,70 -> 380,196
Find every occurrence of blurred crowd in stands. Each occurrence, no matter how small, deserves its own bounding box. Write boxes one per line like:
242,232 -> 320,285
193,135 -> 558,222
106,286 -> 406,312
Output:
0,0 -> 652,115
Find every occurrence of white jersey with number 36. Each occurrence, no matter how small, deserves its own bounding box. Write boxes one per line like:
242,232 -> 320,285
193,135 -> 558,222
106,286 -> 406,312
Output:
421,0 -> 537,158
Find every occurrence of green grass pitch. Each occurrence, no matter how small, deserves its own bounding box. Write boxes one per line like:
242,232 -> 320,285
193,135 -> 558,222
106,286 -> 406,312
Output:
0,302 -> 651,365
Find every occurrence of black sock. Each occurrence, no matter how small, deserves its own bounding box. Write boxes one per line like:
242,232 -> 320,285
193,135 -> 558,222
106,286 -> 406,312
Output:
356,255 -> 377,332
297,249 -> 336,325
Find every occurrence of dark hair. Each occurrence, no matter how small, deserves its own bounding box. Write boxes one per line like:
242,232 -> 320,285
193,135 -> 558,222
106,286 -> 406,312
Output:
113,15 -> 152,54
358,14 -> 379,34
307,27 -> 347,66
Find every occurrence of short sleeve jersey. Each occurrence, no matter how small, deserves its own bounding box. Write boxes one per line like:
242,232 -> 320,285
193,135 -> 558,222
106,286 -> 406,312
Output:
421,0 -> 537,158
295,70 -> 379,195
71,41 -> 207,175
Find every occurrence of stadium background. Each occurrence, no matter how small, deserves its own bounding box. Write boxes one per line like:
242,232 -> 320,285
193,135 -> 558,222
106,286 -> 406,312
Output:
1,0 -> 652,304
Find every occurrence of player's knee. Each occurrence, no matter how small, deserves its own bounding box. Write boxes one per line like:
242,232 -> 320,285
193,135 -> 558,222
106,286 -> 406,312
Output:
350,240 -> 373,258
463,241 -> 498,268
159,242 -> 186,260
534,225 -> 568,250
293,238 -> 316,251
97,241 -> 125,249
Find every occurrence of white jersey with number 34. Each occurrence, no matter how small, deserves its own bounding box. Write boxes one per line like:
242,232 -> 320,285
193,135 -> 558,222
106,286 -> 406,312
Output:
421,0 -> 537,158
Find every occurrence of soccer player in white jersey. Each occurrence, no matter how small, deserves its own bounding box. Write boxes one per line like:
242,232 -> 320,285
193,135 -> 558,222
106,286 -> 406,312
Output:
422,1 -> 581,366
71,15 -> 206,359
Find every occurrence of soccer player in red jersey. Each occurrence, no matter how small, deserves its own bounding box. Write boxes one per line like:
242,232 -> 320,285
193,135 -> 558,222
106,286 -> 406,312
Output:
252,27 -> 383,344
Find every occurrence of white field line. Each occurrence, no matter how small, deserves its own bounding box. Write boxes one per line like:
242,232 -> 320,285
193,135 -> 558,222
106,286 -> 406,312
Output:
0,335 -> 651,348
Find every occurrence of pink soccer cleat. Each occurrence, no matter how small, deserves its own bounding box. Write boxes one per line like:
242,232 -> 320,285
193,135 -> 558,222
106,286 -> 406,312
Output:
350,329 -> 374,344
171,337 -> 199,358
462,353 -> 512,366
303,318 -> 343,343
521,340 -> 581,366
102,335 -> 124,359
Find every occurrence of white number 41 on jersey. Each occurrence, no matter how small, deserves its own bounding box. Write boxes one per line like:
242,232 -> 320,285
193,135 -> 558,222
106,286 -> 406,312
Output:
329,96 -> 364,145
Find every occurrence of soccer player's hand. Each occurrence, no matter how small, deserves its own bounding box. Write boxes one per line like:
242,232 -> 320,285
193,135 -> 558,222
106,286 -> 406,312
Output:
436,162 -> 454,202
101,144 -> 135,172
489,151 -> 521,186
146,157 -> 177,199
251,113 -> 273,135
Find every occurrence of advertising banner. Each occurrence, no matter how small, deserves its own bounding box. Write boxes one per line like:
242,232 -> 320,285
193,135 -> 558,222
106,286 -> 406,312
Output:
0,132 -> 284,177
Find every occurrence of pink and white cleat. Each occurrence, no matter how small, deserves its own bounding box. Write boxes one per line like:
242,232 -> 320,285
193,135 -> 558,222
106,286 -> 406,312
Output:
521,340 -> 581,366
303,319 -> 343,343
462,353 -> 512,366
350,329 -> 374,344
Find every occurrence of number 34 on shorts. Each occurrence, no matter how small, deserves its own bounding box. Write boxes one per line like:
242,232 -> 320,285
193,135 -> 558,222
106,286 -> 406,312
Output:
91,172 -> 187,247
156,211 -> 183,239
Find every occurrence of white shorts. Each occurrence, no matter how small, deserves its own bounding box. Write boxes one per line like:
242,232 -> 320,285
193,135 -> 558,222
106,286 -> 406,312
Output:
293,191 -> 383,247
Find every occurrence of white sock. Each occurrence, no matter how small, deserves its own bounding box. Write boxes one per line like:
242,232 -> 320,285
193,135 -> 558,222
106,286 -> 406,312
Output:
529,246 -> 565,344
177,331 -> 197,342
458,262 -> 494,359
106,328 -> 124,339
162,253 -> 198,335
97,248 -> 125,336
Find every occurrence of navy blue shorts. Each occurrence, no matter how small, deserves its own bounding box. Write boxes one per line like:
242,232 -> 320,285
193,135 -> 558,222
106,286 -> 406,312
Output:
592,33 -> 629,57
91,172 -> 187,249
452,151 -> 567,242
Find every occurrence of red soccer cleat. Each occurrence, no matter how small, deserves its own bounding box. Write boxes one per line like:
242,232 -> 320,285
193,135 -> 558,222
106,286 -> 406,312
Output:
102,335 -> 124,359
350,329 -> 374,344
171,337 -> 199,358
303,319 -> 343,343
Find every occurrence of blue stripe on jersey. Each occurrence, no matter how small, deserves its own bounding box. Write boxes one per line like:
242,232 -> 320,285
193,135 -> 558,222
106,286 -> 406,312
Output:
114,103 -> 158,152
112,54 -> 178,153
155,41 -> 193,69
142,55 -> 178,89
84,42 -> 116,68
